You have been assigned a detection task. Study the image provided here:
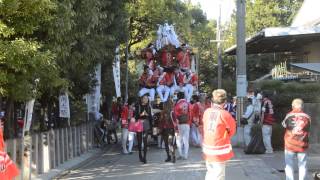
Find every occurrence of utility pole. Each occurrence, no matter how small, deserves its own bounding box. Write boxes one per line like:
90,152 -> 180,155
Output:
236,0 -> 247,147
125,40 -> 129,103
217,2 -> 222,89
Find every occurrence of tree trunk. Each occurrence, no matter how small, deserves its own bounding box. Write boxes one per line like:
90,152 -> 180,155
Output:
4,97 -> 14,139
0,96 -> 2,110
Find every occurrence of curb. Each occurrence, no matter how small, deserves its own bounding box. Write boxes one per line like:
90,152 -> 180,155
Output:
35,145 -> 116,180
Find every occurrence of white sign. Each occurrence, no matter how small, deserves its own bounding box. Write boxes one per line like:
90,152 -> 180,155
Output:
59,93 -> 70,118
24,99 -> 35,132
236,75 -> 247,97
86,64 -> 102,113
113,47 -> 121,98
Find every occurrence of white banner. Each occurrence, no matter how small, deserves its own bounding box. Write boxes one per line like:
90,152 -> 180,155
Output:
87,64 -> 102,113
191,55 -> 196,73
59,93 -> 70,118
23,99 -> 35,132
113,47 -> 121,98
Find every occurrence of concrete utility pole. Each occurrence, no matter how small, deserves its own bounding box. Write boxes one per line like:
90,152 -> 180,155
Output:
236,0 -> 247,147
125,40 -> 129,103
217,2 -> 222,89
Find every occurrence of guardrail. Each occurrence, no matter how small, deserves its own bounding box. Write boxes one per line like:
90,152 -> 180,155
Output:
5,122 -> 94,179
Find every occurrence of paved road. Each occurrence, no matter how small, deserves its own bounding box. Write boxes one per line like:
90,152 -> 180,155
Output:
56,145 -> 206,180
55,144 -> 318,180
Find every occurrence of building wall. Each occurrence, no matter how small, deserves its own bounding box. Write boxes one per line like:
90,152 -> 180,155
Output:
304,103 -> 320,144
300,41 -> 320,63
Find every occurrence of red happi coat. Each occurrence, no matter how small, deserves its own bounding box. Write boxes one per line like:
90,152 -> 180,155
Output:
176,72 -> 186,87
191,102 -> 205,125
188,73 -> 198,86
0,128 -> 19,180
161,49 -> 174,67
174,99 -> 192,125
120,104 -> 135,129
202,104 -> 236,163
176,50 -> 191,69
146,68 -> 160,88
159,72 -> 175,87
139,72 -> 149,88
282,109 -> 311,152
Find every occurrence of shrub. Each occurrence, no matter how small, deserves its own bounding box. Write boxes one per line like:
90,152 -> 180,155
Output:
255,80 -> 320,149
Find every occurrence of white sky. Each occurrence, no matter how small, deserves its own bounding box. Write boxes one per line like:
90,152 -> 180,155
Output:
191,0 -> 236,23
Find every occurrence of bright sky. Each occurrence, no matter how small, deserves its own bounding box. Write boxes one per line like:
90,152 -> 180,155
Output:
191,0 -> 236,24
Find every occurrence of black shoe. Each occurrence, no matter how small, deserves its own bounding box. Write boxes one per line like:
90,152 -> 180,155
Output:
165,156 -> 171,162
143,158 -> 147,164
172,156 -> 176,163
139,156 -> 144,162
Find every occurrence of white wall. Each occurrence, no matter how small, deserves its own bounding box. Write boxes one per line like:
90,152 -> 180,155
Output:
300,41 -> 320,63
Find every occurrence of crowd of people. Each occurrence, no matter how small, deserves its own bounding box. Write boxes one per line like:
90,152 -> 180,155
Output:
93,23 -> 314,180
104,86 -> 313,180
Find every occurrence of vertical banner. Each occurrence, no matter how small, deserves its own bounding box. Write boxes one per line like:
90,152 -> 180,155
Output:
113,46 -> 121,98
23,99 -> 35,133
191,55 -> 196,73
87,63 -> 102,114
59,93 -> 70,118
21,99 -> 35,180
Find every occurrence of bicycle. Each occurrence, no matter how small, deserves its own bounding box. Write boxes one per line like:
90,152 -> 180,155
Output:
93,120 -> 107,147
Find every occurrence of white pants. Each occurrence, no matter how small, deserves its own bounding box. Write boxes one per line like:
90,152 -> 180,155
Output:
157,85 -> 175,102
176,124 -> 190,158
285,150 -> 307,180
190,124 -> 201,146
244,124 -> 252,147
205,161 -> 226,180
122,128 -> 135,153
128,131 -> 135,153
184,84 -> 193,103
262,125 -> 273,153
139,88 -> 155,101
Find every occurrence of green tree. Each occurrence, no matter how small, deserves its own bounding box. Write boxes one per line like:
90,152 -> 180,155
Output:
0,0 -> 64,137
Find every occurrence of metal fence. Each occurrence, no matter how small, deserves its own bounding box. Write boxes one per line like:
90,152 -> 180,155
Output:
5,122 -> 94,179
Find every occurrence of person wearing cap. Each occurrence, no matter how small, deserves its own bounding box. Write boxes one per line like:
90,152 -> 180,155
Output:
282,98 -> 311,180
202,89 -> 236,180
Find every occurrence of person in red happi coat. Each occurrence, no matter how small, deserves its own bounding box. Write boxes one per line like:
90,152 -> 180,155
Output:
0,120 -> 19,180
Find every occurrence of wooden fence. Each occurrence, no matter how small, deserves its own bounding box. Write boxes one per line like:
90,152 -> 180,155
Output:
5,122 -> 94,179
